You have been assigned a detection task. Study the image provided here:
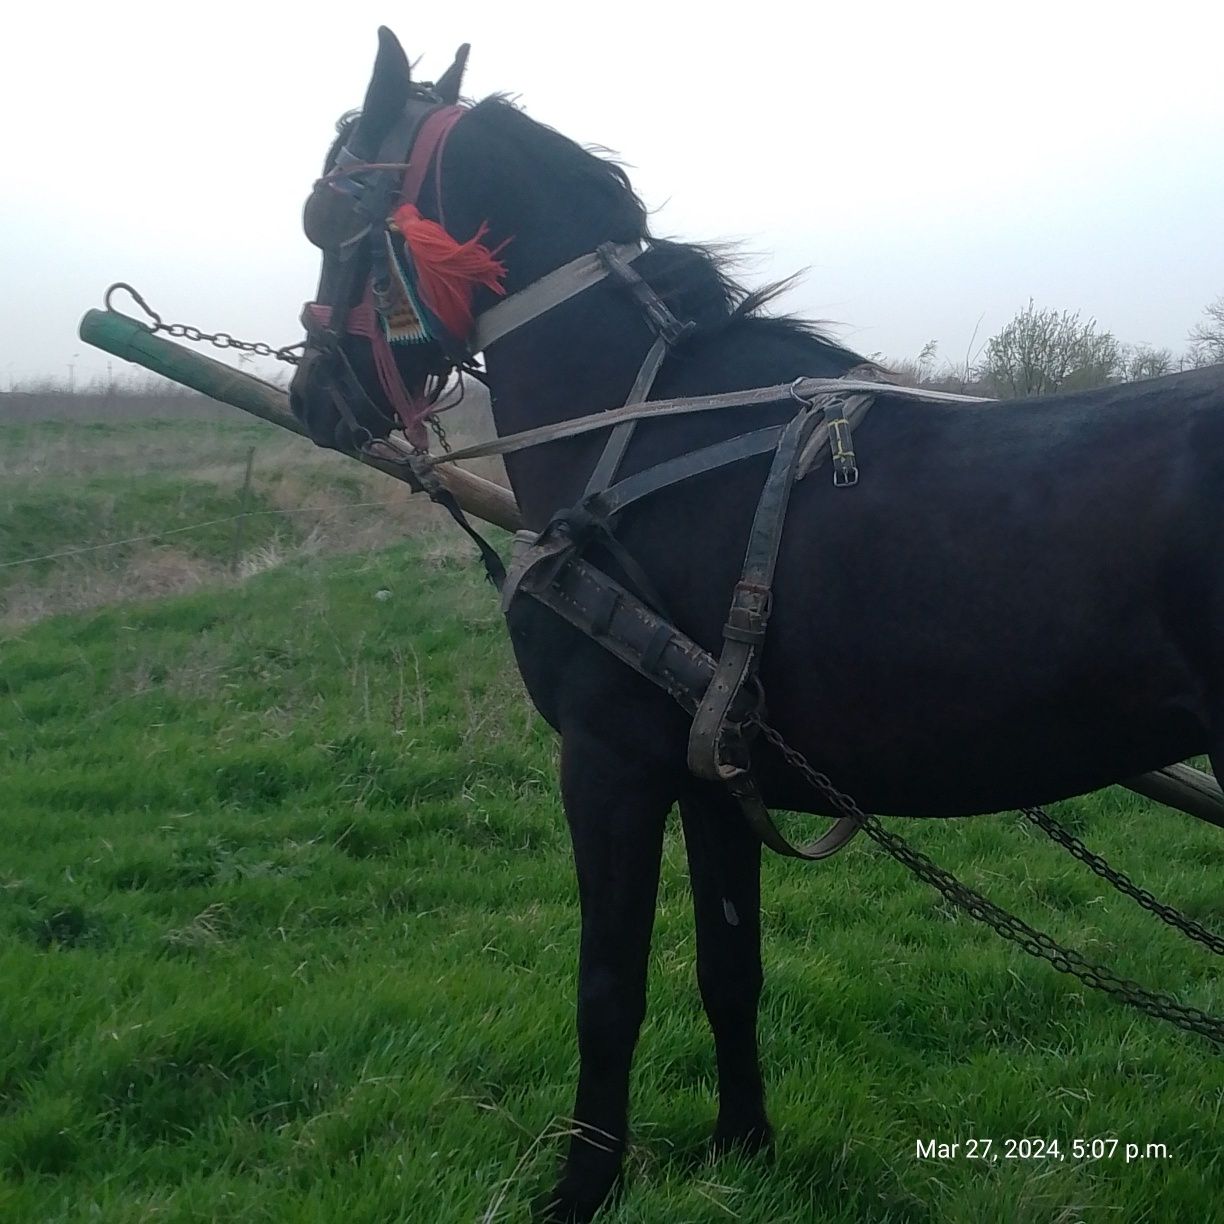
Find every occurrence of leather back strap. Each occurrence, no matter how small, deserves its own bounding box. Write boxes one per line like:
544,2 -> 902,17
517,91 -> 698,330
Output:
429,374 -> 967,470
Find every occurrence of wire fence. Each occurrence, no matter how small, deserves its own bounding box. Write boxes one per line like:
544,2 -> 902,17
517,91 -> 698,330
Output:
0,502 -> 402,571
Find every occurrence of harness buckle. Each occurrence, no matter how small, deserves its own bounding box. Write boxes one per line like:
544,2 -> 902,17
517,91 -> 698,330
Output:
724,581 -> 772,645
827,417 -> 859,487
660,316 -> 697,348
596,242 -> 695,350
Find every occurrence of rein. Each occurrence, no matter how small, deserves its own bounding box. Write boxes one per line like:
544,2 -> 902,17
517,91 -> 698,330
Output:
424,376 -> 991,469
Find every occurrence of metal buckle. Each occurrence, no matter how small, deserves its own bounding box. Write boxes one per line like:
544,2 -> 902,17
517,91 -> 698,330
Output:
826,414 -> 859,487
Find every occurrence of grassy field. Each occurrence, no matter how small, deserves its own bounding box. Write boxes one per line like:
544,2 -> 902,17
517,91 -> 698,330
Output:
2,402 -> 1223,1222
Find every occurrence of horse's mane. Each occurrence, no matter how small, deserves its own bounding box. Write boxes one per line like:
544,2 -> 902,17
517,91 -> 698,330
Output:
468,96 -> 866,366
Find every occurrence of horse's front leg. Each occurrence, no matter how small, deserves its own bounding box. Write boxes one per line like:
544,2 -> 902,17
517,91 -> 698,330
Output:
679,786 -> 772,1154
541,725 -> 674,1223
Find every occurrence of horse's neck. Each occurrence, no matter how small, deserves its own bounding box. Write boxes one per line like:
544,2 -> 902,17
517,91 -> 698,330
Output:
474,243 -> 862,527
481,279 -> 659,526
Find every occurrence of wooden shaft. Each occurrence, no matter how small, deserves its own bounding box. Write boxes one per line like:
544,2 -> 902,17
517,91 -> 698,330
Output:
76,309 -> 1224,826
1122,763 -> 1224,829
77,308 -> 523,532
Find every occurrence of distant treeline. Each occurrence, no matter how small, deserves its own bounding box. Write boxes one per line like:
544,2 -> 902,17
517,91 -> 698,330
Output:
888,294 -> 1224,398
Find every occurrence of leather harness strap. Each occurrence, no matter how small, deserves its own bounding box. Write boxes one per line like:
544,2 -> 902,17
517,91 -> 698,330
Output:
427,375 -> 980,470
582,242 -> 697,498
500,383 -> 876,860
472,243 -> 645,352
686,392 -> 863,860
507,526 -> 860,860
687,402 -> 822,786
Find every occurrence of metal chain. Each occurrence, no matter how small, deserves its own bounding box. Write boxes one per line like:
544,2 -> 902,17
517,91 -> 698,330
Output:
1020,806 -> 1224,954
104,283 -> 304,366
753,719 -> 1224,1046
428,410 -> 452,453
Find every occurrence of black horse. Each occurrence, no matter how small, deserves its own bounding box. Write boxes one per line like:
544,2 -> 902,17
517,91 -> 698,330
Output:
290,28 -> 1224,1221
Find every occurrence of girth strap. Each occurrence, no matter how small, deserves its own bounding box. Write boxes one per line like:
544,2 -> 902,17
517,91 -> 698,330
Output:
681,390 -> 871,859
686,401 -> 864,860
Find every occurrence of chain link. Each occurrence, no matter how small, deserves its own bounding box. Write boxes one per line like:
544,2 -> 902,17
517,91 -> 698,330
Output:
753,719 -> 1224,1045
104,283 -> 464,456
428,410 -> 452,453
104,283 -> 304,366
1019,805 -> 1224,954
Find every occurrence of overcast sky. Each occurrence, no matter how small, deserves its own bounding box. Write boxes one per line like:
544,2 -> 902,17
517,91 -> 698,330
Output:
3,0 -> 1222,388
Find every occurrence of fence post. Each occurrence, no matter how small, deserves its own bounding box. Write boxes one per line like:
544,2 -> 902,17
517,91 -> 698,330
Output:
231,446 -> 256,572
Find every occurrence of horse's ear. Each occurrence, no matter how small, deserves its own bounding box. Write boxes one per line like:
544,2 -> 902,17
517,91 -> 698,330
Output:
435,44 -> 470,104
350,27 -> 412,158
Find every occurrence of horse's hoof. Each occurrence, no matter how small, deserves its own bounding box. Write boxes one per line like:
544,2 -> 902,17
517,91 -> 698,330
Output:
533,1176 -> 615,1223
711,1119 -> 774,1159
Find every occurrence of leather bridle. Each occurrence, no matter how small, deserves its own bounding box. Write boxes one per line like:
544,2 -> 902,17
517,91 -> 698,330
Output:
299,92 -> 655,456
300,87 -> 469,451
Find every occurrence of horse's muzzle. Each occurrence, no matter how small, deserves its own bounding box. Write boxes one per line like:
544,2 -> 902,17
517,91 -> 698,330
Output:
289,345 -> 351,451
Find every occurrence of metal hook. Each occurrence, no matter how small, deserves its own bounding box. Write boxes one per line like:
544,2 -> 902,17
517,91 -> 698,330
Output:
103,282 -> 162,328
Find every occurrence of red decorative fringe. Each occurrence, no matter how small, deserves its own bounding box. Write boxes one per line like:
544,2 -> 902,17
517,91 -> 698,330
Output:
389,204 -> 508,342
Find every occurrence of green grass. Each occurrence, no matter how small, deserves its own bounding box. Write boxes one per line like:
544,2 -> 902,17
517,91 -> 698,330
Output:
2,416 -> 1223,1221
0,412 -> 454,629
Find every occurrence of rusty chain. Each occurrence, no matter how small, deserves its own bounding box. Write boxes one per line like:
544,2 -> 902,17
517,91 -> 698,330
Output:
428,410 -> 452,453
105,283 -> 304,366
104,283 -> 464,453
1019,804 -> 1224,955
753,719 -> 1224,1046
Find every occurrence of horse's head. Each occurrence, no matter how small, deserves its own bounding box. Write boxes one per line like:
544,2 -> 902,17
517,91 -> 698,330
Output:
289,28 -> 488,452
290,27 -> 649,453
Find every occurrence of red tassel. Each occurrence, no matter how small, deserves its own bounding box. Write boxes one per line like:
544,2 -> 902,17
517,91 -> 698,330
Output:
389,204 -> 508,342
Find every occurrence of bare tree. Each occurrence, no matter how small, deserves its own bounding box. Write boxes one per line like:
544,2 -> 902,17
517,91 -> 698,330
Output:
1188,296 -> 1224,368
1119,343 -> 1175,382
884,340 -> 940,387
978,300 -> 1120,398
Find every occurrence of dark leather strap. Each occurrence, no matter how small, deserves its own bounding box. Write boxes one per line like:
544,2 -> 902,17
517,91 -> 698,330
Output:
726,773 -> 862,860
582,335 -> 670,497
513,547 -> 737,715
503,384 -> 878,860
512,544 -> 859,860
505,423 -> 789,617
582,244 -> 696,499
685,402 -> 862,860
430,374 -> 936,470
590,424 -> 787,518
688,405 -> 820,781
594,242 -> 696,350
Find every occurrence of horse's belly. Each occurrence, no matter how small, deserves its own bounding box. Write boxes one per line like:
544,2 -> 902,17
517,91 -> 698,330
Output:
757,596 -> 1211,817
